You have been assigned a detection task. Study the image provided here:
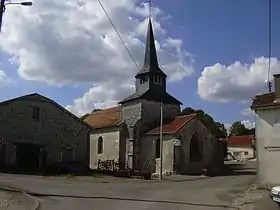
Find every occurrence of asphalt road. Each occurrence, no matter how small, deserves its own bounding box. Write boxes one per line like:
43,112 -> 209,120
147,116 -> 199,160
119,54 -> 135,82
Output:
0,171 -> 255,210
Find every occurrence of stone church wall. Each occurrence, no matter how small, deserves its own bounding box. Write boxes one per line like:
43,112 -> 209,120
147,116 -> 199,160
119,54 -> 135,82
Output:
140,118 -> 224,175
179,119 -> 223,174
89,128 -> 120,170
141,100 -> 180,125
120,99 -> 181,170
140,134 -> 175,175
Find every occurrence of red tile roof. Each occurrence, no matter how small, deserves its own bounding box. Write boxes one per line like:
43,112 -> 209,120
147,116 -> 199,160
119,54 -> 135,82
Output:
227,135 -> 254,146
146,114 -> 196,135
84,106 -> 122,129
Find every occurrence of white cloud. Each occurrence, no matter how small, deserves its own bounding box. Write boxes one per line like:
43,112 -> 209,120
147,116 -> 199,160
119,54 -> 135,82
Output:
0,0 -> 193,115
0,70 -> 13,86
66,81 -> 134,116
241,120 -> 255,129
197,57 -> 280,102
241,107 -> 254,116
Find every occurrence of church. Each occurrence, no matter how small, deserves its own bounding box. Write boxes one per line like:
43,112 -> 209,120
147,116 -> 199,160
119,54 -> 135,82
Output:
84,18 -> 224,175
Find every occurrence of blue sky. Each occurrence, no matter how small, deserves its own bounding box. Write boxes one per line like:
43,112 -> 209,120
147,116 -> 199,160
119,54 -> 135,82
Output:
0,0 -> 279,127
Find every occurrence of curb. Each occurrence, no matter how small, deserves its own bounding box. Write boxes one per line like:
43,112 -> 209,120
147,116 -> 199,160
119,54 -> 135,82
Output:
0,186 -> 40,210
51,175 -> 210,184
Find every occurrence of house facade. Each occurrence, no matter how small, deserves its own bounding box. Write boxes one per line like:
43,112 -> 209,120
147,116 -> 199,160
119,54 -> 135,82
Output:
226,135 -> 255,161
85,18 -> 224,175
251,74 -> 280,187
0,93 -> 93,171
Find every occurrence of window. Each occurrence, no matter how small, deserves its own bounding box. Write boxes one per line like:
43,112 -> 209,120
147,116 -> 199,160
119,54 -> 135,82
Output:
98,136 -> 103,154
244,151 -> 249,155
140,76 -> 149,84
189,134 -> 202,161
153,75 -> 162,84
32,107 -> 40,121
155,138 -> 160,158
144,75 -> 149,82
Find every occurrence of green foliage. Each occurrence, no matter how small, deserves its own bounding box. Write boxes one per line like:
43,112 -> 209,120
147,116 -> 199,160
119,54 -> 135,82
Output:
80,113 -> 89,120
180,107 -> 227,138
80,109 -> 103,120
229,121 -> 255,136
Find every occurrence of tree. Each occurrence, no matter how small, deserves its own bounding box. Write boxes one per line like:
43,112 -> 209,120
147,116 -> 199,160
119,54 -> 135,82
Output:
80,113 -> 89,120
180,107 -> 227,138
80,109 -> 102,121
229,121 -> 254,136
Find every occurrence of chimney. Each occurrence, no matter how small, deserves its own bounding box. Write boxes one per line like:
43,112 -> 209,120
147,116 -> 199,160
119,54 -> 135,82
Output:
274,74 -> 280,102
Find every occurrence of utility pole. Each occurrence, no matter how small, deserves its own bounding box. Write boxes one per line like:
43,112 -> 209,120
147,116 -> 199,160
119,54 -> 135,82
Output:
159,101 -> 163,180
0,0 -> 5,32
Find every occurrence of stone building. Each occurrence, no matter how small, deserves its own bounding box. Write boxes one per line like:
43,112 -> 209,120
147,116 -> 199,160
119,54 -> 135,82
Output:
85,18 -> 224,175
251,74 -> 280,187
0,93 -> 93,171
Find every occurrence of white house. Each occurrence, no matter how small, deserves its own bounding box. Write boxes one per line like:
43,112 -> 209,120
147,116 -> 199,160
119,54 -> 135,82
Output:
251,74 -> 280,187
226,135 -> 255,161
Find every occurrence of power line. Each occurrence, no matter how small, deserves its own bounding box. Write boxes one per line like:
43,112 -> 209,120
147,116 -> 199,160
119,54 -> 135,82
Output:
267,0 -> 272,92
97,0 -> 140,70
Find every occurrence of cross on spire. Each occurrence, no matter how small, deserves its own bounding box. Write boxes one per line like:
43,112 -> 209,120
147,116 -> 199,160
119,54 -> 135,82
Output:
148,0 -> 152,19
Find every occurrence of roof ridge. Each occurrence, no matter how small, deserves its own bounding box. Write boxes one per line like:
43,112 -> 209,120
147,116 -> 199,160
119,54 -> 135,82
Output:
176,113 -> 197,118
174,114 -> 196,133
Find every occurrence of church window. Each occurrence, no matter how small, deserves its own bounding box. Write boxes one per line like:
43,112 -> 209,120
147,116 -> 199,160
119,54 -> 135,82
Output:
144,75 -> 149,82
155,138 -> 160,158
189,134 -> 202,161
153,75 -> 162,84
97,136 -> 103,154
140,76 -> 148,84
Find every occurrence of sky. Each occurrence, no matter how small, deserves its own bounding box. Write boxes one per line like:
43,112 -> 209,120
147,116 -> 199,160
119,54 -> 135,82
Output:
0,0 -> 279,129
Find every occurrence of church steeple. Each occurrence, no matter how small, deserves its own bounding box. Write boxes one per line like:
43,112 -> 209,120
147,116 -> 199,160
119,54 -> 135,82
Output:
135,1 -> 166,77
143,19 -> 159,71
119,1 -> 181,105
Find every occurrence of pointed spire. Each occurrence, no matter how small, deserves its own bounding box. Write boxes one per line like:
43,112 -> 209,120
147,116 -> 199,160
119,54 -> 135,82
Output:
135,1 -> 166,77
143,18 -> 159,69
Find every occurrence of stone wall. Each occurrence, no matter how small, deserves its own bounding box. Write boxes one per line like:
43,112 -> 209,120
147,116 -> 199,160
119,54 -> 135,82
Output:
89,127 -> 120,170
179,119 -> 223,174
141,100 -> 180,125
0,95 -> 91,167
120,99 -> 180,170
140,134 -> 175,175
140,118 -> 224,175
255,108 -> 280,186
121,100 -> 142,169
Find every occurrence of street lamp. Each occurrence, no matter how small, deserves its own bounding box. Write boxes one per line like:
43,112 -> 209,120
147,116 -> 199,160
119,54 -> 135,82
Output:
0,0 -> 33,32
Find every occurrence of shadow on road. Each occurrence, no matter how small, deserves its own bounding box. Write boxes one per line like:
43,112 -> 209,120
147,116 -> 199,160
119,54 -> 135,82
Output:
27,191 -> 238,209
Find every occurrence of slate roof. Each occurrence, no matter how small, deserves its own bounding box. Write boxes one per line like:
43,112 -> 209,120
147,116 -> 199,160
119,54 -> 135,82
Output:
250,92 -> 280,109
84,106 -> 122,129
227,135 -> 254,147
146,114 -> 197,135
119,89 -> 182,105
135,19 -> 166,77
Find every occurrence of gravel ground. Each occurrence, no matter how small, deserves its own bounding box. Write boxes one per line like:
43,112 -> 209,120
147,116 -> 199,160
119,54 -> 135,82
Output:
0,191 -> 35,210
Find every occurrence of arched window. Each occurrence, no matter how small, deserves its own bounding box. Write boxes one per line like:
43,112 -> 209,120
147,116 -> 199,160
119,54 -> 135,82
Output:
155,139 -> 160,158
97,136 -> 103,154
189,134 -> 202,161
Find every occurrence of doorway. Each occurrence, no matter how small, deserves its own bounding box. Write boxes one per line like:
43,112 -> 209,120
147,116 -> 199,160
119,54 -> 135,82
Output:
15,143 -> 40,172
